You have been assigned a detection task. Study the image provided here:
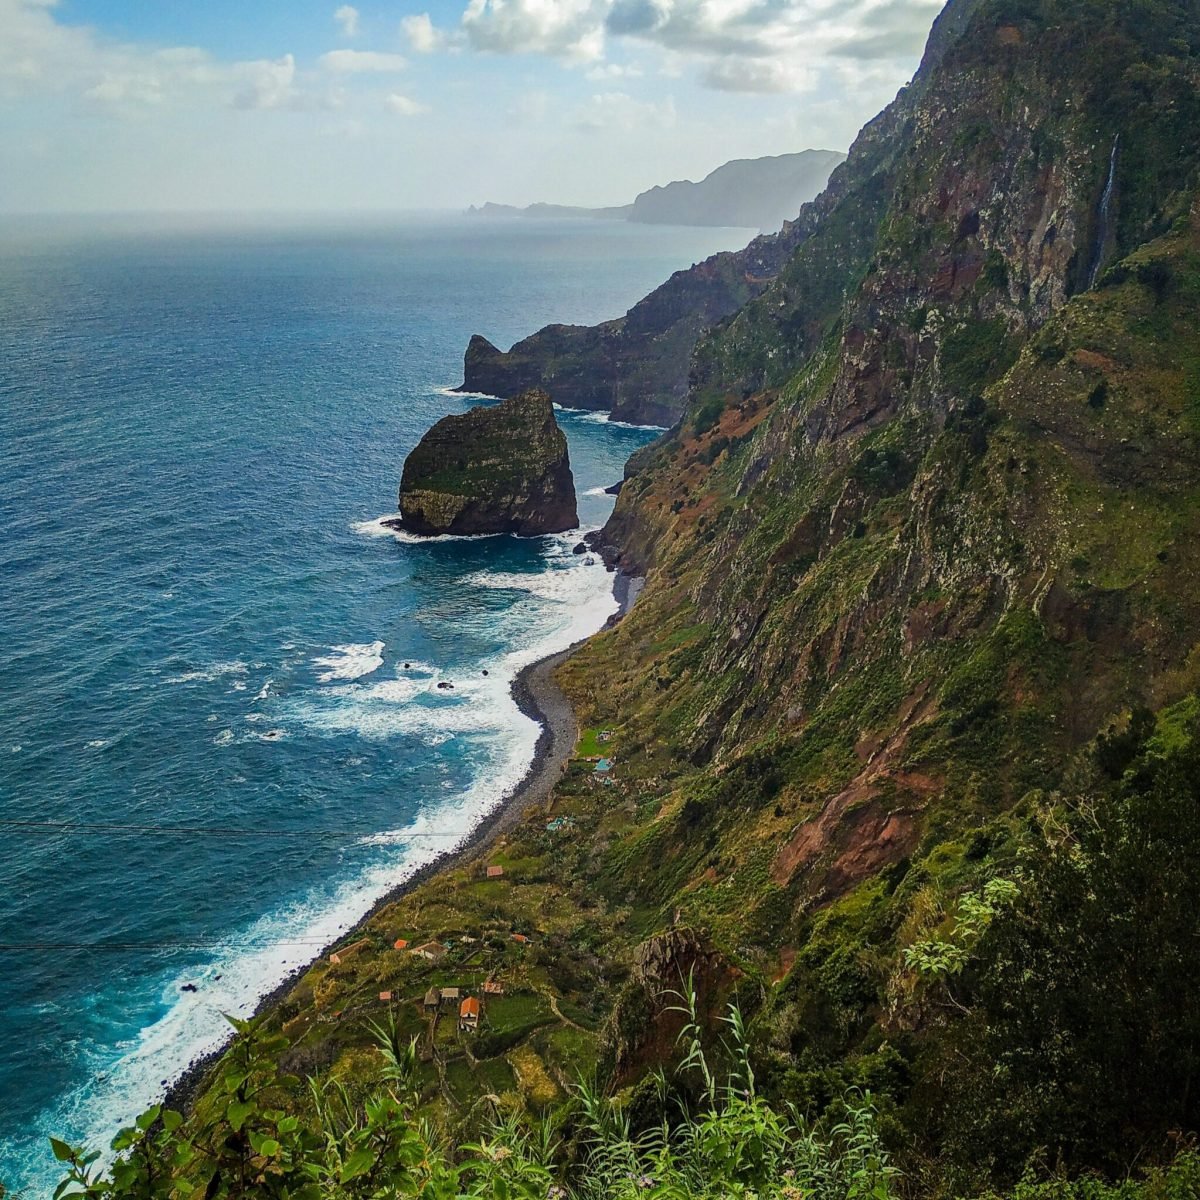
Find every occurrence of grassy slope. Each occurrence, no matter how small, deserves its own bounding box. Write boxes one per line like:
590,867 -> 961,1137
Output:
184,0 -> 1200,1186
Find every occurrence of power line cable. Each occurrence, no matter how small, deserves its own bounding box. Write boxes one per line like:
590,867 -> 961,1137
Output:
0,819 -> 471,839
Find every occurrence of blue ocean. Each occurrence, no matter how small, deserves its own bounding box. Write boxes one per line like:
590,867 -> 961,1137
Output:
0,214 -> 747,1195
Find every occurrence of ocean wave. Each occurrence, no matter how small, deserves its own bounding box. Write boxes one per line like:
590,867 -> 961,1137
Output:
351,515 -> 506,544
164,660 -> 248,685
573,410 -> 667,431
312,641 -> 385,683
583,486 -> 613,496
434,385 -> 500,400
35,539 -> 618,1182
41,716 -> 541,1182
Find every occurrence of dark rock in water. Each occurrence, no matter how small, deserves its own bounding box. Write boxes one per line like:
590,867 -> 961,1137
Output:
482,670 -> 489,676
181,983 -> 198,993
604,481 -> 623,496
437,681 -> 454,690
397,389 -> 578,537
572,542 -> 587,555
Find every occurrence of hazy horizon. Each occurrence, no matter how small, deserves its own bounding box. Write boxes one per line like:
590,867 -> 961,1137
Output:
1,0 -> 945,215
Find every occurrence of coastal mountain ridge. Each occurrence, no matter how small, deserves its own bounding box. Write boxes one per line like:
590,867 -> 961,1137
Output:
467,150 -> 846,234
62,0 -> 1200,1196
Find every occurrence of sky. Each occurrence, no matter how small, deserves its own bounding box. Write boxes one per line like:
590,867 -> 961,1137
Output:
0,0 -> 947,214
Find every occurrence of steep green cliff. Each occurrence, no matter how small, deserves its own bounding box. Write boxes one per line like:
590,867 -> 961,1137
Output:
395,390 -> 578,537
90,2 -> 1200,1196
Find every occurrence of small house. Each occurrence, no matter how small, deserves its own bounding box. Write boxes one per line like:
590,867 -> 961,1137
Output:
594,758 -> 613,774
486,865 -> 505,879
423,987 -> 442,1011
483,979 -> 504,996
379,991 -> 392,1002
393,938 -> 409,951
459,996 -> 481,1033
410,940 -> 448,962
511,933 -> 529,945
440,986 -> 461,1008
329,937 -> 370,966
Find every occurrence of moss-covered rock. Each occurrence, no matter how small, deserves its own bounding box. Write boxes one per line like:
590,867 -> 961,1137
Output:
395,389 -> 578,537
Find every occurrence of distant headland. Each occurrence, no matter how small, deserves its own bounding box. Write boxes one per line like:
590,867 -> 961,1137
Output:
467,149 -> 846,235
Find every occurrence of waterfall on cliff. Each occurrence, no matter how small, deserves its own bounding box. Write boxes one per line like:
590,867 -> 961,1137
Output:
1088,136 -> 1120,288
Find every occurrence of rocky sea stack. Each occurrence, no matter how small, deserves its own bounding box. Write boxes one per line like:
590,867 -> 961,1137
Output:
394,389 -> 578,537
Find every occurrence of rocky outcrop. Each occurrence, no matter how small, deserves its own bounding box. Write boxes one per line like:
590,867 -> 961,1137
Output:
394,390 -> 578,537
601,927 -> 739,1085
456,214 -> 832,426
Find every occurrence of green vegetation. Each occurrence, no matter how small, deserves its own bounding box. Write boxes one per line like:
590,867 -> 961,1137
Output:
48,989 -> 908,1200
34,1 -> 1200,1195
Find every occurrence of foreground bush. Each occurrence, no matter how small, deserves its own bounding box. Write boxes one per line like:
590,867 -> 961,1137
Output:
48,990 -> 899,1200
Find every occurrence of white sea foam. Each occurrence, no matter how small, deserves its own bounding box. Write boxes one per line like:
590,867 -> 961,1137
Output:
86,739 -> 108,750
42,535 -> 618,1181
312,641 -> 385,683
583,486 -> 613,496
574,410 -> 667,431
256,679 -> 272,701
351,514 -> 506,544
435,385 -> 500,400
164,661 -> 248,685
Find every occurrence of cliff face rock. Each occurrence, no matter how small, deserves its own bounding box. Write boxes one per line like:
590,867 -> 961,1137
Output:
457,192 -> 846,427
579,0 -> 1200,900
601,928 -> 739,1085
396,390 -> 578,537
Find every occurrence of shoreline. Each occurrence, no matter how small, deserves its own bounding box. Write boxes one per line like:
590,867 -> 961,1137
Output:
163,566 -> 642,1115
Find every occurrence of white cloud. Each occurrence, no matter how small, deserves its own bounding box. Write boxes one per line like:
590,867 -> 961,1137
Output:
0,0 -> 338,113
702,55 -> 814,94
231,54 -> 299,110
436,0 -> 942,92
334,5 -> 360,38
461,0 -> 608,63
401,13 -> 448,53
318,49 -> 409,73
385,91 -> 430,116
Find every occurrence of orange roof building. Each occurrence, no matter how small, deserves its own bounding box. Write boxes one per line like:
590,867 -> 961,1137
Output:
393,938 -> 409,950
459,996 -> 481,1031
486,865 -> 505,878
